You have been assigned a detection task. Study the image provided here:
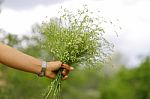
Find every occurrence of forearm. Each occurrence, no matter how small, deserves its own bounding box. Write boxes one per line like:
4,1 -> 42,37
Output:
0,42 -> 41,74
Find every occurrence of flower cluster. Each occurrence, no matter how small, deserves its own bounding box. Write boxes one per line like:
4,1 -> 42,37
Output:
40,5 -> 113,99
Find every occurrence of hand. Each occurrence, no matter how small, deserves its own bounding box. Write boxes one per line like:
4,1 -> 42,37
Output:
45,61 -> 74,80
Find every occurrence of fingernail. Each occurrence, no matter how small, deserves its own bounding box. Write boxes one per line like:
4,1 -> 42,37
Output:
70,67 -> 74,70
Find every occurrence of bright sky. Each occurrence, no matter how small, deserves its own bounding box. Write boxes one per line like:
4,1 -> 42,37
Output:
0,0 -> 150,66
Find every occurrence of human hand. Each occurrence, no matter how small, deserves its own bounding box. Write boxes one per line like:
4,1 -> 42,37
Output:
45,61 -> 74,80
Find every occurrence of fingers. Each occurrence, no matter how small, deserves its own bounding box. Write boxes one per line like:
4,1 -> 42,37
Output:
62,75 -> 68,80
61,64 -> 74,80
45,72 -> 56,79
61,69 -> 70,80
46,71 -> 69,80
62,69 -> 69,76
61,64 -> 74,71
46,61 -> 74,80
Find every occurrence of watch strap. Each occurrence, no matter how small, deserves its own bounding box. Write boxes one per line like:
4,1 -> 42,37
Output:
38,61 -> 47,77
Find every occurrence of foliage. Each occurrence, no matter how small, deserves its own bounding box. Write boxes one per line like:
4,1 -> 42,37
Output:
100,57 -> 150,99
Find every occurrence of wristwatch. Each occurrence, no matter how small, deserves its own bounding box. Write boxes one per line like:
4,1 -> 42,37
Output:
38,61 -> 47,77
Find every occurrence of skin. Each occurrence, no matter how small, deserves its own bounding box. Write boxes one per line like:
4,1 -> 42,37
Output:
0,42 -> 74,80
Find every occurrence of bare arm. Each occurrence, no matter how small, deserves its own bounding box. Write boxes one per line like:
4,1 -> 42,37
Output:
0,42 -> 73,79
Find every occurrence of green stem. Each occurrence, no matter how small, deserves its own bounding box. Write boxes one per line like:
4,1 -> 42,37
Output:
44,70 -> 63,99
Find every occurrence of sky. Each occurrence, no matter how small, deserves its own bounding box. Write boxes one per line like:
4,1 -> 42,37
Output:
0,0 -> 150,66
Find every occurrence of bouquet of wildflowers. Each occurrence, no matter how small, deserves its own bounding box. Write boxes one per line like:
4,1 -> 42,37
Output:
39,5 -> 113,99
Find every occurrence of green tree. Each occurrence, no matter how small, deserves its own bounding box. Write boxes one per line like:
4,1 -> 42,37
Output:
100,57 -> 150,99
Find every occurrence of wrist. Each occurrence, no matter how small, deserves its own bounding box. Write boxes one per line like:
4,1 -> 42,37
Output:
38,61 -> 47,77
31,59 -> 42,75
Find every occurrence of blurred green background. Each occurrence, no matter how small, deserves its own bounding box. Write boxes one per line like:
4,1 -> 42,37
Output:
0,0 -> 150,98
0,31 -> 150,99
